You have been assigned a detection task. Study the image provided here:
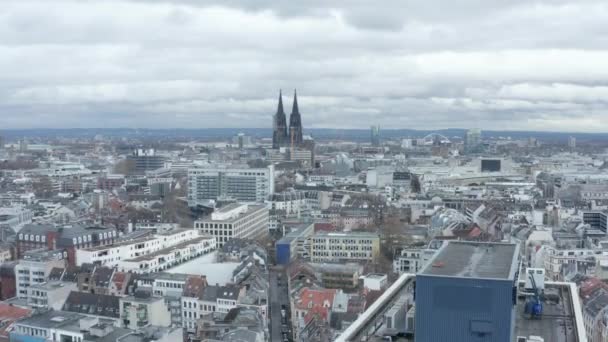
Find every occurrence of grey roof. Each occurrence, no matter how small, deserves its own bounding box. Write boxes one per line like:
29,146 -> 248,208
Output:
92,267 -> 114,287
14,310 -> 84,329
221,328 -> 260,342
63,291 -> 120,318
420,241 -> 518,280
201,285 -> 219,301
217,285 -> 240,300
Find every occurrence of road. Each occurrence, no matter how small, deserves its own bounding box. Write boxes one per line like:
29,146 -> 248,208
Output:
269,267 -> 293,342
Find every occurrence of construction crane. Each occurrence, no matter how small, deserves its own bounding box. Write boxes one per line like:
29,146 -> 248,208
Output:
524,271 -> 543,319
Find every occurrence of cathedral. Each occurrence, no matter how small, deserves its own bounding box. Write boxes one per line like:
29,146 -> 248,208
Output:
272,90 -> 303,149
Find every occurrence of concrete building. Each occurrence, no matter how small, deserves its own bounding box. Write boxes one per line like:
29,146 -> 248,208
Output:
275,223 -> 315,265
126,148 -> 165,175
120,292 -> 172,329
187,165 -> 274,206
415,241 -> 520,342
27,280 -> 77,310
194,204 -> 269,247
310,231 -> 380,263
464,128 -> 482,154
15,249 -> 66,299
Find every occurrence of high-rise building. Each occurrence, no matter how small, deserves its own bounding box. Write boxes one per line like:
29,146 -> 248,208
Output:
126,149 -> 165,175
464,128 -> 482,154
415,241 -> 519,342
272,90 -> 288,149
233,133 -> 251,149
288,90 -> 303,147
568,136 -> 576,149
370,125 -> 380,146
187,165 -> 274,206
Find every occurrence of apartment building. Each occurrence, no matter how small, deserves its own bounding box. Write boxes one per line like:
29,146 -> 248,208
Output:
15,249 -> 65,299
195,204 -> 268,247
120,292 -> 172,330
76,229 -> 216,272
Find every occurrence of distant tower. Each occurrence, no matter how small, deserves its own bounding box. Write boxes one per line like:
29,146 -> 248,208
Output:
289,90 -> 303,147
464,128 -> 481,154
568,136 -> 576,150
272,90 -> 288,149
371,125 -> 380,146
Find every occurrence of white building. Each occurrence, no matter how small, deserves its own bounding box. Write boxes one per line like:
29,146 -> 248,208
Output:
27,281 -> 76,310
76,229 -> 217,273
187,165 -> 274,206
310,232 -> 380,263
120,294 -> 172,329
15,250 -> 65,299
194,204 -> 269,247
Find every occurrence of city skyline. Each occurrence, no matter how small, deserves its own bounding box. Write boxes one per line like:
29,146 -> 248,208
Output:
1,0 -> 608,131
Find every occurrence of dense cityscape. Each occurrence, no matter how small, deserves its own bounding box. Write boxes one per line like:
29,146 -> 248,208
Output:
0,90 -> 606,342
3,0 -> 608,341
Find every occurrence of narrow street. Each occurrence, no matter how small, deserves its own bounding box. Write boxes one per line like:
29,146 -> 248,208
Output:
269,267 -> 293,342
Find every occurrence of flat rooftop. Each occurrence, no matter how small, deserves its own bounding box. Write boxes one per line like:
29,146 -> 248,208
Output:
515,283 -> 578,342
420,241 -> 518,280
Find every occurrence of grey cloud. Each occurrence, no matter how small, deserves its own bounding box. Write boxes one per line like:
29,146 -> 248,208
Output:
1,0 -> 608,131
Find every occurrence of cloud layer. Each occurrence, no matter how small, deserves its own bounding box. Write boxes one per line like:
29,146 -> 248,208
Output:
1,0 -> 608,131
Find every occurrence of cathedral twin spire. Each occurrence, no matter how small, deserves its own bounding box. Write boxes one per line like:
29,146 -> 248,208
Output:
273,90 -> 303,149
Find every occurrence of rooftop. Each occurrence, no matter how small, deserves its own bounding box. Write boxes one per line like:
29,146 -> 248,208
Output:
125,236 -> 213,262
514,282 -> 579,342
419,241 -> 519,280
315,231 -> 379,239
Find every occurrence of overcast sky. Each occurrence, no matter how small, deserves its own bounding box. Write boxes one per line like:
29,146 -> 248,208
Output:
2,0 -> 608,131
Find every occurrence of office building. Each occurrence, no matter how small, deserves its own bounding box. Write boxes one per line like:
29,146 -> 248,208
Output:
126,148 -> 165,175
310,231 -> 380,263
464,128 -> 482,154
233,133 -> 252,149
583,211 -> 608,232
415,241 -> 519,342
194,204 -> 269,247
371,125 -> 380,146
568,136 -> 577,149
187,165 -> 274,206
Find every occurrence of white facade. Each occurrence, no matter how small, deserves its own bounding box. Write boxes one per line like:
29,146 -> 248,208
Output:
15,256 -> 65,299
117,236 -> 216,273
76,229 -> 216,273
120,296 -> 172,329
195,204 -> 269,247
27,281 -> 77,310
187,165 -> 274,205
310,232 -> 380,263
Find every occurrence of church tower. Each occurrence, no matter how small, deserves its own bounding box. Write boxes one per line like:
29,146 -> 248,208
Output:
272,90 -> 288,149
289,90 -> 303,147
